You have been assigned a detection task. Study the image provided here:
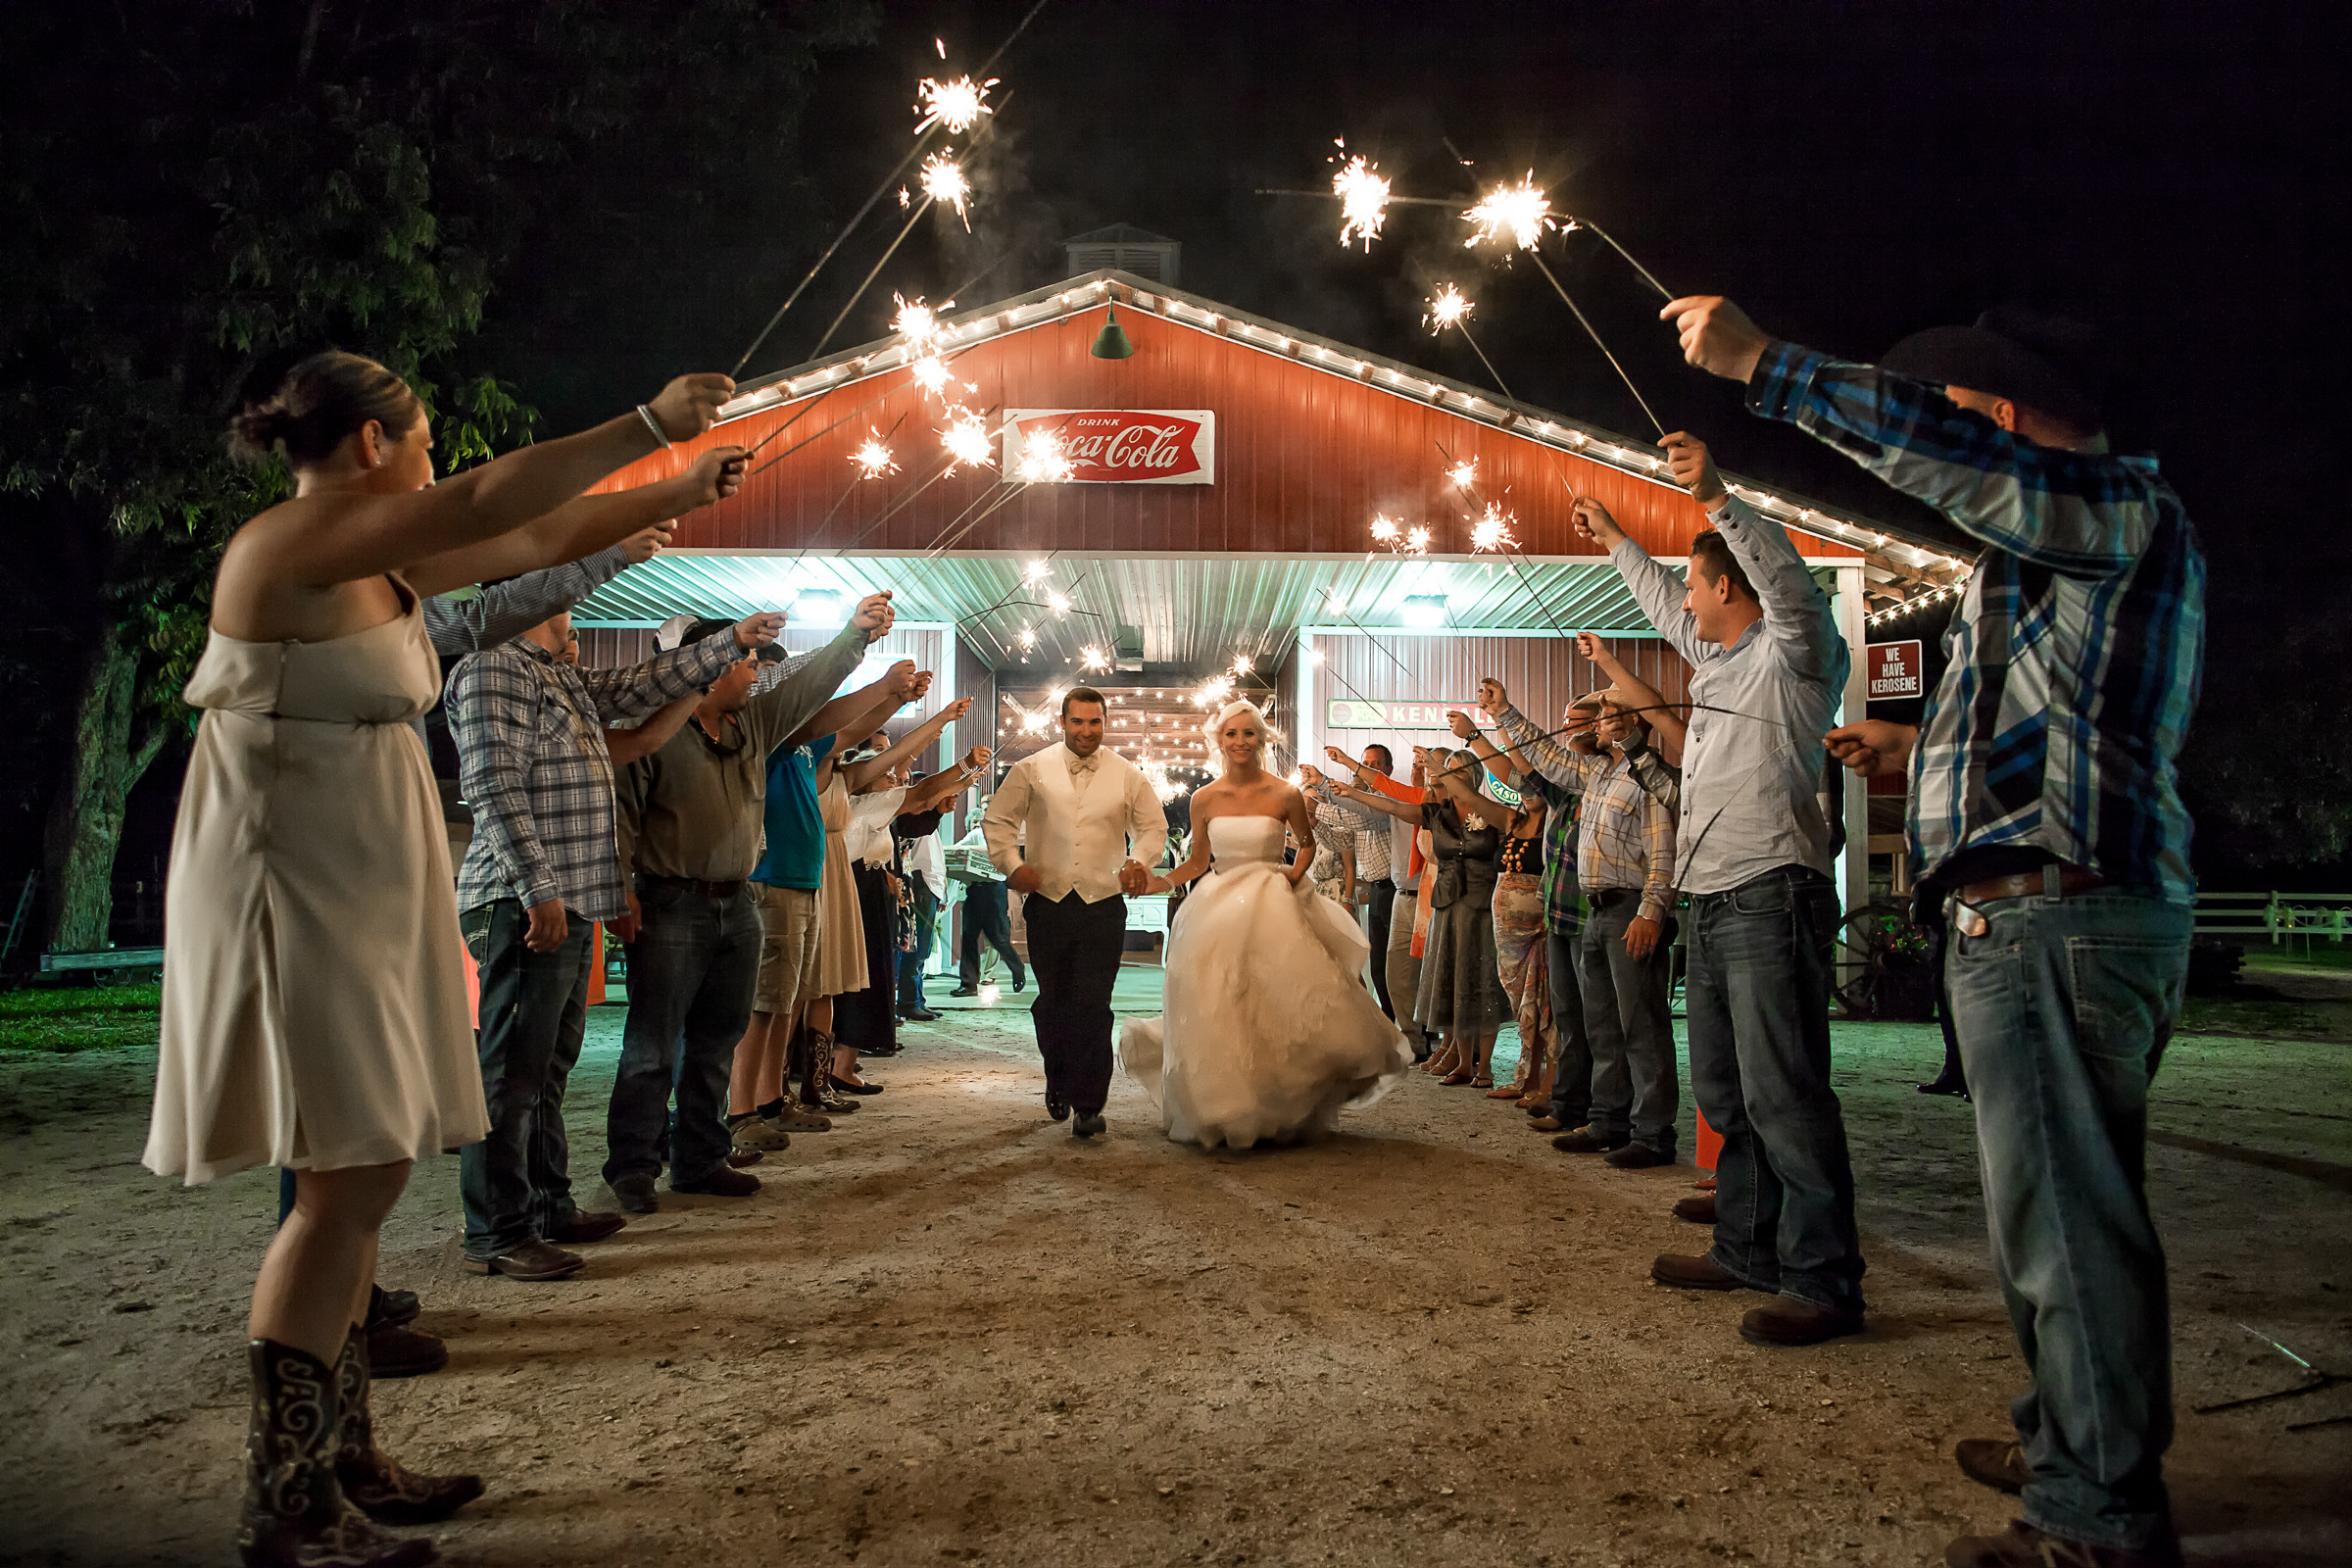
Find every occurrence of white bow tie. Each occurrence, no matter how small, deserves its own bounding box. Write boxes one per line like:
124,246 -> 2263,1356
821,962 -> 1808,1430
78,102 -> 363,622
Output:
1066,752 -> 1100,774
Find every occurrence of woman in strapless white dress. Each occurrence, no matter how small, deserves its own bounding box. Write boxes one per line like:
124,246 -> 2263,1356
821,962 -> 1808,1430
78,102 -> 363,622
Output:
1121,701 -> 1410,1149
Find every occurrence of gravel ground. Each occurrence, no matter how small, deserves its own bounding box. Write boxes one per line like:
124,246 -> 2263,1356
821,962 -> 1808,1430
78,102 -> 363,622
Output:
1,978 -> 2346,1567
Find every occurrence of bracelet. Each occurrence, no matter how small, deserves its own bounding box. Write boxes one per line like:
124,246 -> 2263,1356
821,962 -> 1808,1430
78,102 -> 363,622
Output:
636,405 -> 672,450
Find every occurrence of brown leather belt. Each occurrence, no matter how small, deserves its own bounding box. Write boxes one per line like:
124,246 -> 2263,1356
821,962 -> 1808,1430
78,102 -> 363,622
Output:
640,874 -> 747,901
1955,868 -> 2109,905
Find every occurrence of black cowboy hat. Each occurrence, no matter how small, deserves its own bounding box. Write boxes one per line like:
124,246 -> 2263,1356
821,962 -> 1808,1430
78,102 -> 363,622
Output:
1882,307 -> 2103,433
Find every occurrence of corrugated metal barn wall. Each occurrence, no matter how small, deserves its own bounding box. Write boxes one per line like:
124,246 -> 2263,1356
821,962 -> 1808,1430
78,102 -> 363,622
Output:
574,625 -> 951,767
954,634 -> 997,838
1299,633 -> 1693,777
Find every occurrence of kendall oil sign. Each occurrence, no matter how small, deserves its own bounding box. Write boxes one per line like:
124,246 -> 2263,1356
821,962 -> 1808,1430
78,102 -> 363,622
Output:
1004,410 -> 1215,484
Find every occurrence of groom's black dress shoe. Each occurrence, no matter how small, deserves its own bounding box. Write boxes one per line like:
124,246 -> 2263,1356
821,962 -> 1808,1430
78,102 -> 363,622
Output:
1046,1091 -> 1069,1122
948,986 -> 979,998
1072,1111 -> 1106,1138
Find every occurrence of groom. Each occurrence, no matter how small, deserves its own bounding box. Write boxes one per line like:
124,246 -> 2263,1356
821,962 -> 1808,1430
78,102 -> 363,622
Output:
981,688 -> 1168,1137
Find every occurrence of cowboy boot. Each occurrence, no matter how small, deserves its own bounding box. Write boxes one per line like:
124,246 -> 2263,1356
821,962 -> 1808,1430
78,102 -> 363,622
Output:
333,1327 -> 484,1525
239,1338 -> 435,1568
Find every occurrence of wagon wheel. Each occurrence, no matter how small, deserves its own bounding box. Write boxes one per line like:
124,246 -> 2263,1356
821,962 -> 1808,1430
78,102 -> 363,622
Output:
1833,902 -> 1937,1021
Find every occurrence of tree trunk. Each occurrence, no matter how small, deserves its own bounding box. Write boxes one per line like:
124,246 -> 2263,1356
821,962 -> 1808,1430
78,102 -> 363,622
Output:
40,619 -> 170,954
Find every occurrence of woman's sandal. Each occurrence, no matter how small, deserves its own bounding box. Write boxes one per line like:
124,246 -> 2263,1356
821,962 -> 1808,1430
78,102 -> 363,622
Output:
1468,1073 -> 1494,1089
1485,1080 -> 1526,1100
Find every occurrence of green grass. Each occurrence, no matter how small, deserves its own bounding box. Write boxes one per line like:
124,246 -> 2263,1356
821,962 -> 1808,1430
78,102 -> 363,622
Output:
0,982 -> 162,1054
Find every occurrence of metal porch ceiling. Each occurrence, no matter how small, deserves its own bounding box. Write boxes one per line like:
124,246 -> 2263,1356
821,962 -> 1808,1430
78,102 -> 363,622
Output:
570,551 -> 1685,674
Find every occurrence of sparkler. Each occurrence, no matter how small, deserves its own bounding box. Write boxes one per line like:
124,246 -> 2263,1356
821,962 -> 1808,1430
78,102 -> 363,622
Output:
920,153 -> 973,229
1011,427 -> 1073,485
1369,514 -> 1399,545
1527,251 -> 1666,436
1423,283 -> 1472,332
1446,458 -> 1479,490
938,407 -> 995,473
850,433 -> 899,477
1046,590 -> 1072,615
1462,174 -> 1558,251
893,294 -> 948,350
1332,152 -> 1392,250
1403,525 -> 1432,555
1468,503 -> 1517,553
913,74 -> 997,136
1079,645 -> 1110,672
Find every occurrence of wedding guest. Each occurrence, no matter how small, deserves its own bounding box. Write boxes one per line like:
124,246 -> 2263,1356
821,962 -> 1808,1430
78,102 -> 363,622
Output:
1478,691 -> 1681,1168
897,799 -> 952,1022
1321,745 -> 1427,1053
948,808 -> 1026,996
1577,429 -> 1864,1349
828,713 -> 984,1088
1430,716 -> 1560,1107
603,594 -> 899,1215
148,350 -> 746,1562
447,607 -> 774,1281
1330,748 -> 1504,1085
725,662 -> 932,1148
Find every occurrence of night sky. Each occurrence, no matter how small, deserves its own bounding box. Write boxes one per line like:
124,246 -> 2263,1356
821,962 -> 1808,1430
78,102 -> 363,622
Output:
700,0 -> 2342,611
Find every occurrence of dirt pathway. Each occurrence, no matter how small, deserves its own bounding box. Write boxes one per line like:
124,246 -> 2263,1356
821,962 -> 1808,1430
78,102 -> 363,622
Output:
2,999 -> 2347,1566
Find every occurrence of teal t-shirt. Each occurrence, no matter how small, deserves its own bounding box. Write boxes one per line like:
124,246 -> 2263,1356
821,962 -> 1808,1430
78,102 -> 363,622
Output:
751,734 -> 835,891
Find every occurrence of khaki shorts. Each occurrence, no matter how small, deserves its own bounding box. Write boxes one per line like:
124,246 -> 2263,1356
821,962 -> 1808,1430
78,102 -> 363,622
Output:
752,882 -> 822,1017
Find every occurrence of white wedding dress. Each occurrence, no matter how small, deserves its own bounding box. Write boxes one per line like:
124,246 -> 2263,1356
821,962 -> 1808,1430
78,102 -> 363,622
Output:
1120,815 -> 1411,1150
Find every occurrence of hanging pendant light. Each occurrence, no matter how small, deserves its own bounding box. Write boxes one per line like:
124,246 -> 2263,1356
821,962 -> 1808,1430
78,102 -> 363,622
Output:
1091,299 -> 1135,360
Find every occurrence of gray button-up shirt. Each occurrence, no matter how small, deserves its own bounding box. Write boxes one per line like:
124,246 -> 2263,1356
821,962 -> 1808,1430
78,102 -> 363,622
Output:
1611,495 -> 1846,895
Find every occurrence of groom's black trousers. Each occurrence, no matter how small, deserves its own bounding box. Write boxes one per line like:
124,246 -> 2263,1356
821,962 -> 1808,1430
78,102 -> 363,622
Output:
1021,890 -> 1126,1116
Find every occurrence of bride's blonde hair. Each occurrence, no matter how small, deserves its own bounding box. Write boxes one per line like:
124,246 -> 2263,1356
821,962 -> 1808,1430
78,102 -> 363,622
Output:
1201,698 -> 1268,759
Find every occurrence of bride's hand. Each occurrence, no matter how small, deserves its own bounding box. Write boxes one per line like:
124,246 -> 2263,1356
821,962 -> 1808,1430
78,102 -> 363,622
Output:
1284,862 -> 1308,887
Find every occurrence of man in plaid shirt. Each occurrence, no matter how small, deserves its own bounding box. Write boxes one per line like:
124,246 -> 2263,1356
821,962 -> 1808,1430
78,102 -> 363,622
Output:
446,609 -> 779,1281
1672,295 -> 2204,1568
1477,692 -> 1680,1168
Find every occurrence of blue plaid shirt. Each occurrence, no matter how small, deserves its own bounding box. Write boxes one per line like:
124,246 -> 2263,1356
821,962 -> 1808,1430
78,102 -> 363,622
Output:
1748,341 -> 2206,901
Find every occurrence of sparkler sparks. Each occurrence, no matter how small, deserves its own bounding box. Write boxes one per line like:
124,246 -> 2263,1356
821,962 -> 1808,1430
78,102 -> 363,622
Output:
919,153 -> 972,228
913,74 -> 996,136
1369,514 -> 1399,545
1424,283 -> 1473,332
1403,526 -> 1432,555
1332,153 -> 1391,250
1013,625 -> 1038,652
1023,561 -> 1053,585
1046,590 -> 1072,615
850,434 -> 899,477
1230,654 -> 1254,676
939,408 -> 995,473
1446,459 -> 1480,490
1011,428 -> 1073,485
892,294 -> 948,349
907,354 -> 961,399
1079,645 -> 1110,673
1462,174 -> 1557,251
1469,503 -> 1518,553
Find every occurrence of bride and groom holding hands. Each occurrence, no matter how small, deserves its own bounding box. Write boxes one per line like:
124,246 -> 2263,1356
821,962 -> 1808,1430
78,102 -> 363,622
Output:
980,690 -> 1409,1150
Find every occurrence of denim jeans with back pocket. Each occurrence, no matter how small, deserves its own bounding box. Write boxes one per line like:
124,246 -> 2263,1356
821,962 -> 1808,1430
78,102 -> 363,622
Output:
1945,888 -> 2191,1551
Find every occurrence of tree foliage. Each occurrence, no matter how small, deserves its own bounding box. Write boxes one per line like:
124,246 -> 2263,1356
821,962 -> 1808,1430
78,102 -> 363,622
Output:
0,0 -> 876,949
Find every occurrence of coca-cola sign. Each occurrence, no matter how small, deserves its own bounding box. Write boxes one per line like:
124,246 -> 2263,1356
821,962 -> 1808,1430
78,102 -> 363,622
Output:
1004,409 -> 1215,485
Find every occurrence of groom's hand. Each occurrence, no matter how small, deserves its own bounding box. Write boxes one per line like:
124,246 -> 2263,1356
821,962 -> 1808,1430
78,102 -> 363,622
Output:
1006,864 -> 1042,895
1118,859 -> 1149,895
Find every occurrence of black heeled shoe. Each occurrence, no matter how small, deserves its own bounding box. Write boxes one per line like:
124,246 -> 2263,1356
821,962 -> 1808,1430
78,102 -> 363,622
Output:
827,1073 -> 884,1096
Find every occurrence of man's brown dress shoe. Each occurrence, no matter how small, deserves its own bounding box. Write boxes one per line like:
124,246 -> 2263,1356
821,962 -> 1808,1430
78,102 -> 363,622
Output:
1954,1437 -> 2032,1494
1739,1298 -> 1864,1346
1650,1252 -> 1749,1291
1944,1520 -> 2180,1568
1672,1193 -> 1717,1224
462,1240 -> 584,1281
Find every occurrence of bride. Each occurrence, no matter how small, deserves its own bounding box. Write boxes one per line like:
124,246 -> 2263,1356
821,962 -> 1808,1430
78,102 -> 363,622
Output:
1119,700 -> 1411,1149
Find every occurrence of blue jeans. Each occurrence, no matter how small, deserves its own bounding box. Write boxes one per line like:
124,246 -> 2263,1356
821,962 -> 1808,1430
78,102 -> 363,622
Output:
1546,922 -> 1592,1126
605,879 -> 761,1188
1945,888 -> 2190,1552
459,900 -> 593,1254
1685,865 -> 1864,1312
1580,895 -> 1678,1154
898,875 -> 938,1011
